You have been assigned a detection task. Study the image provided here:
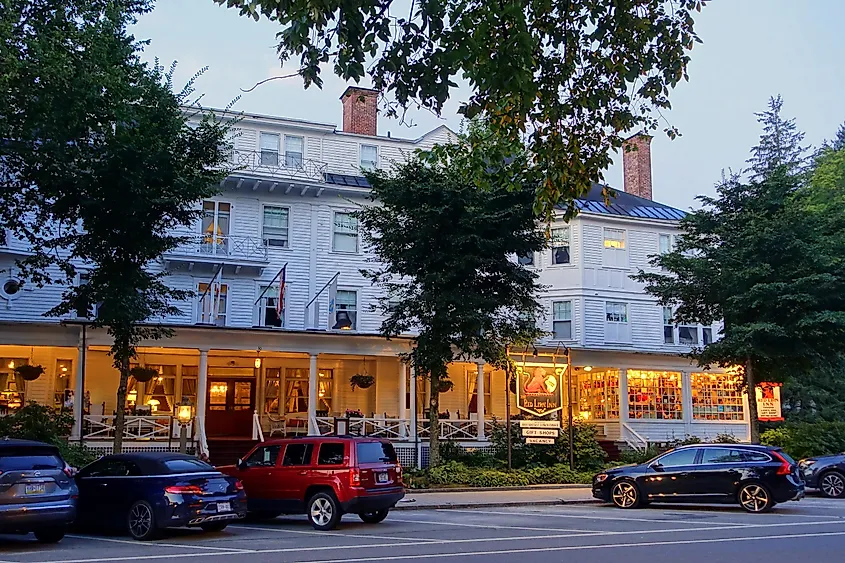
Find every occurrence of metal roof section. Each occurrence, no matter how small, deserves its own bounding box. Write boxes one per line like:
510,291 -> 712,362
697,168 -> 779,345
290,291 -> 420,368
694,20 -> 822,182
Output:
325,173 -> 372,188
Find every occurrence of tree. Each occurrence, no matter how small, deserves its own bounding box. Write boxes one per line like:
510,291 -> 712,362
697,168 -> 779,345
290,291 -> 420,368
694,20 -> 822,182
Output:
1,0 -> 231,452
359,129 -> 545,465
215,0 -> 706,218
829,122 -> 845,152
746,95 -> 809,181
635,112 -> 845,443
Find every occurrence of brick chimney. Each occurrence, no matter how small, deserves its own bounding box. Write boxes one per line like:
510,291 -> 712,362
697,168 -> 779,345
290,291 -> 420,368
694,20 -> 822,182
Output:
622,133 -> 653,200
340,86 -> 378,136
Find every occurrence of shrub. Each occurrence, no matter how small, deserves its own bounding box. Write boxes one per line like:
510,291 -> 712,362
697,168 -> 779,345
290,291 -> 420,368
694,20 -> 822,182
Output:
420,460 -> 591,488
619,445 -> 663,465
0,403 -> 99,468
489,419 -> 606,471
761,422 -> 845,459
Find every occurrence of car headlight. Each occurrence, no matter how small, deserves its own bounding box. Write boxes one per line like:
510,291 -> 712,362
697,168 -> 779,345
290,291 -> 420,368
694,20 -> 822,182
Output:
799,460 -> 816,468
595,474 -> 609,483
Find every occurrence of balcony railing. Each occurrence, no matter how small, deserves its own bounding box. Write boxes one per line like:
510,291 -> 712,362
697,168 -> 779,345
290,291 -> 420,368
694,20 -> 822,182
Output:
166,234 -> 269,263
228,149 -> 327,183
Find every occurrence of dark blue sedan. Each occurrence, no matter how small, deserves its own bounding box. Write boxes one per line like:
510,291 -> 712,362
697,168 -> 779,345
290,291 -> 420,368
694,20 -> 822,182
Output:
800,453 -> 845,498
75,452 -> 246,540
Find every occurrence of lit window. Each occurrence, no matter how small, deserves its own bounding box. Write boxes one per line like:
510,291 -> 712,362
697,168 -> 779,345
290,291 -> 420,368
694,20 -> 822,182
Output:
663,307 -> 675,344
575,370 -> 620,420
467,369 -> 492,415
691,372 -> 745,421
604,228 -> 626,249
181,366 -> 198,408
262,206 -> 289,248
361,144 -> 378,171
258,285 -> 284,328
264,368 -> 281,415
144,365 -> 176,414
197,283 -> 227,326
551,227 -> 570,265
259,132 -> 280,166
627,370 -> 683,420
54,360 -> 73,409
335,290 -> 357,330
285,135 -> 304,168
332,212 -> 359,253
552,301 -> 572,340
605,302 -> 630,342
603,228 -> 628,268
285,368 -> 333,414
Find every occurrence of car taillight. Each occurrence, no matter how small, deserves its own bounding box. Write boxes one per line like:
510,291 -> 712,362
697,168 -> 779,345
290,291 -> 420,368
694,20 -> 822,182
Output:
234,480 -> 244,491
165,485 -> 204,495
350,468 -> 361,486
396,463 -> 402,477
772,451 -> 792,476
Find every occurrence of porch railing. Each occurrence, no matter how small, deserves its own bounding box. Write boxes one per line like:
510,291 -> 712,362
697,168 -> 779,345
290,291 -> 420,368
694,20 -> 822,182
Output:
621,421 -> 648,452
304,417 -> 493,441
83,415 -> 180,441
166,234 -> 269,263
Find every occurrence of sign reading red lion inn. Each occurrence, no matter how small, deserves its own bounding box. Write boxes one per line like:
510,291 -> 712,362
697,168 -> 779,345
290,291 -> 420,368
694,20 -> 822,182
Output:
516,363 -> 564,417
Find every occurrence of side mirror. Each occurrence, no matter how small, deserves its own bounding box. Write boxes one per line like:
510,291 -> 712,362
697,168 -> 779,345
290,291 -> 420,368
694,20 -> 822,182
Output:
650,462 -> 664,472
236,458 -> 246,470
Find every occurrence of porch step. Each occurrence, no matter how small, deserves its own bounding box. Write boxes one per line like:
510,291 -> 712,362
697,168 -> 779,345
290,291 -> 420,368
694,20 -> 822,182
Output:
598,440 -> 623,461
207,438 -> 258,467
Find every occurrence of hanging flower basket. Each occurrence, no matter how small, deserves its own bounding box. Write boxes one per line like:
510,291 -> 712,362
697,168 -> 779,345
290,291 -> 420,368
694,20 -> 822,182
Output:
14,364 -> 44,382
349,374 -> 375,390
345,409 -> 364,418
130,366 -> 158,383
437,379 -> 454,393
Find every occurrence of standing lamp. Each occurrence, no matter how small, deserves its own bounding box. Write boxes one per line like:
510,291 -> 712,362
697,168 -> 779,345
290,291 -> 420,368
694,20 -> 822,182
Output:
176,397 -> 195,454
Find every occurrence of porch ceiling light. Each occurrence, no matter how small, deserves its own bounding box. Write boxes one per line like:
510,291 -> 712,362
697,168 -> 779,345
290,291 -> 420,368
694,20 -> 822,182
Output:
583,366 -> 593,372
176,397 -> 194,425
333,311 -> 353,330
254,357 -> 262,369
7,361 -> 14,369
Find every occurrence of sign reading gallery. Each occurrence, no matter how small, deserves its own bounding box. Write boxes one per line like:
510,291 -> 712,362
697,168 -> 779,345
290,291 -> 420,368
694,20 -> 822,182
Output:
515,363 -> 564,418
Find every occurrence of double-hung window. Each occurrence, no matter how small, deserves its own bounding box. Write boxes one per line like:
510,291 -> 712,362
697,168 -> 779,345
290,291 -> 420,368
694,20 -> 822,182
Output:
360,144 -> 378,171
678,322 -> 699,345
197,283 -> 227,326
551,227 -> 570,265
552,301 -> 572,340
605,302 -> 630,342
258,285 -> 284,328
260,132 -> 280,166
663,306 -> 675,344
332,212 -> 359,253
603,228 -> 628,268
334,290 -> 358,330
285,135 -> 304,168
262,206 -> 289,248
659,234 -> 674,254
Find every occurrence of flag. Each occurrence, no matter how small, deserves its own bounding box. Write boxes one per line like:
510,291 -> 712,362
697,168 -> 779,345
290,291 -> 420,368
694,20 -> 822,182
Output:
276,265 -> 287,321
326,275 -> 338,330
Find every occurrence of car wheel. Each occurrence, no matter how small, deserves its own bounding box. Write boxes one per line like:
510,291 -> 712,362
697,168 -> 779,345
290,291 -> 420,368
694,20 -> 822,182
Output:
359,509 -> 389,524
200,522 -> 229,533
128,500 -> 159,540
738,482 -> 774,513
611,480 -> 642,509
34,527 -> 65,543
819,470 -> 845,499
307,492 -> 341,531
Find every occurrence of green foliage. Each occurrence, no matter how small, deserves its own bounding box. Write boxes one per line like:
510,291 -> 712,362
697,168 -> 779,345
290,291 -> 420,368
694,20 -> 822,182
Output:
419,461 -> 593,488
746,96 -> 809,181
215,0 -> 706,218
489,419 -> 606,472
761,422 -> 845,460
634,101 -> 845,442
619,446 -> 663,466
359,150 -> 546,466
0,403 -> 98,468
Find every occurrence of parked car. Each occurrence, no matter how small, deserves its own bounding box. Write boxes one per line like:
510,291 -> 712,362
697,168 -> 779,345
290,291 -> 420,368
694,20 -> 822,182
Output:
220,436 -> 404,530
74,452 -> 246,540
799,453 -> 845,498
0,439 -> 77,543
592,443 -> 804,513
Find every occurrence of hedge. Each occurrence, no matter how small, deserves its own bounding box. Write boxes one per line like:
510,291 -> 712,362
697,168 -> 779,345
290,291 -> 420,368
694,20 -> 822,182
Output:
404,461 -> 594,489
761,422 -> 845,460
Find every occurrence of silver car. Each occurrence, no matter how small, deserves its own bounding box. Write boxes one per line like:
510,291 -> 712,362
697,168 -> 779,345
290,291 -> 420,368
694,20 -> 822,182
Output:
0,438 -> 78,543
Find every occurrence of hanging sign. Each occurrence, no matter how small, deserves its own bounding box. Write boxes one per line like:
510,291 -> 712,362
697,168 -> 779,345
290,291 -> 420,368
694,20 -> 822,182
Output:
522,428 -> 559,438
516,363 -> 564,417
525,437 -> 556,445
519,420 -> 560,429
755,382 -> 784,422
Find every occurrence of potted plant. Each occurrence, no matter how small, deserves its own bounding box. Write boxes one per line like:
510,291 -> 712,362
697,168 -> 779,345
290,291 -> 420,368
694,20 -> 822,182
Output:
437,379 -> 454,393
349,374 -> 375,390
130,366 -> 158,383
14,364 -> 44,381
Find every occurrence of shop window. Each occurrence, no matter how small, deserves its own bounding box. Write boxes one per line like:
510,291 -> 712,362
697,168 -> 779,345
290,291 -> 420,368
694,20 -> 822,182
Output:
627,370 -> 683,420
603,228 -> 628,268
144,365 -> 176,414
576,369 -> 620,420
552,301 -> 572,340
551,227 -> 570,265
691,372 -> 745,421
467,369 -> 491,415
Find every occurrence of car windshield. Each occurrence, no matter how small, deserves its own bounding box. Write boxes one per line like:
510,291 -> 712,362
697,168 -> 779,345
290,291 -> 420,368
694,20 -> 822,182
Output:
0,451 -> 63,471
162,459 -> 215,473
356,442 -> 397,464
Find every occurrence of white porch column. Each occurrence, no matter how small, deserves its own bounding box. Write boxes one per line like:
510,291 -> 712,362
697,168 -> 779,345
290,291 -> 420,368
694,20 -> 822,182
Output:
618,368 -> 629,444
308,354 -> 318,435
71,330 -> 86,440
409,366 -> 417,441
476,362 -> 486,440
197,349 -> 209,455
398,360 -> 407,438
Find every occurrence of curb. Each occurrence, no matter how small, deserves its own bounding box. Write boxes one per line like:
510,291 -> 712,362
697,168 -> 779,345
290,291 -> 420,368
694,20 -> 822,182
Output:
407,484 -> 592,494
394,498 -> 601,511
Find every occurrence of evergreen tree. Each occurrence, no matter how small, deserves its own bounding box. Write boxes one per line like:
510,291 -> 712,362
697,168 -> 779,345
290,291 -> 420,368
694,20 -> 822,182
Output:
831,122 -> 845,152
746,95 -> 809,181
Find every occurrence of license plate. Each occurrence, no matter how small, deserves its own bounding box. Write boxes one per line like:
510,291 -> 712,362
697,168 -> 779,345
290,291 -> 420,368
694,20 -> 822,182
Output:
376,472 -> 389,484
25,484 -> 46,495
216,502 -> 231,513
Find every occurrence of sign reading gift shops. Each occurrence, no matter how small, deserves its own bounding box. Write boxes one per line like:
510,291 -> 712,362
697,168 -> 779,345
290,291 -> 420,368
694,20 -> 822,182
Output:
515,363 -> 564,417
755,382 -> 784,422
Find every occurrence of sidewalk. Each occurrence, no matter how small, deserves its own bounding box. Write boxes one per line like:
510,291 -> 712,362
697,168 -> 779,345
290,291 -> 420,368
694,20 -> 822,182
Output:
395,486 -> 598,511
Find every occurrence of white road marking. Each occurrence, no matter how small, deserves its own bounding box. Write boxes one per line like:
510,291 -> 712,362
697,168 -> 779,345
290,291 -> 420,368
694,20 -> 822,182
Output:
439,507 -> 762,526
293,530 -> 845,562
232,523 -> 442,543
387,518 -> 596,533
65,534 -> 254,552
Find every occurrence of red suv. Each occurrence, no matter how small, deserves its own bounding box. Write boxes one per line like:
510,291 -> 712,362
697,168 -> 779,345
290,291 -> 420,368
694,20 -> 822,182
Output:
221,436 -> 404,530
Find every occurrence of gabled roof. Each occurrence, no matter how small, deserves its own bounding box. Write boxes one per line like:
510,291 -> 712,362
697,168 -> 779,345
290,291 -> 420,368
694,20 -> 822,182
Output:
326,175 -> 687,222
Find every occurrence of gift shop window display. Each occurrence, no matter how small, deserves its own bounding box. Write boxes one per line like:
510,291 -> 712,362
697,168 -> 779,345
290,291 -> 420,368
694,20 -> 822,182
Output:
576,369 -> 620,420
0,359 -> 27,413
627,370 -> 683,420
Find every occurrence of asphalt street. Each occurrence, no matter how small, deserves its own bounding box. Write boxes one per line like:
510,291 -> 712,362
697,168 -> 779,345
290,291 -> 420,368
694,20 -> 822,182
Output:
2,496 -> 844,563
